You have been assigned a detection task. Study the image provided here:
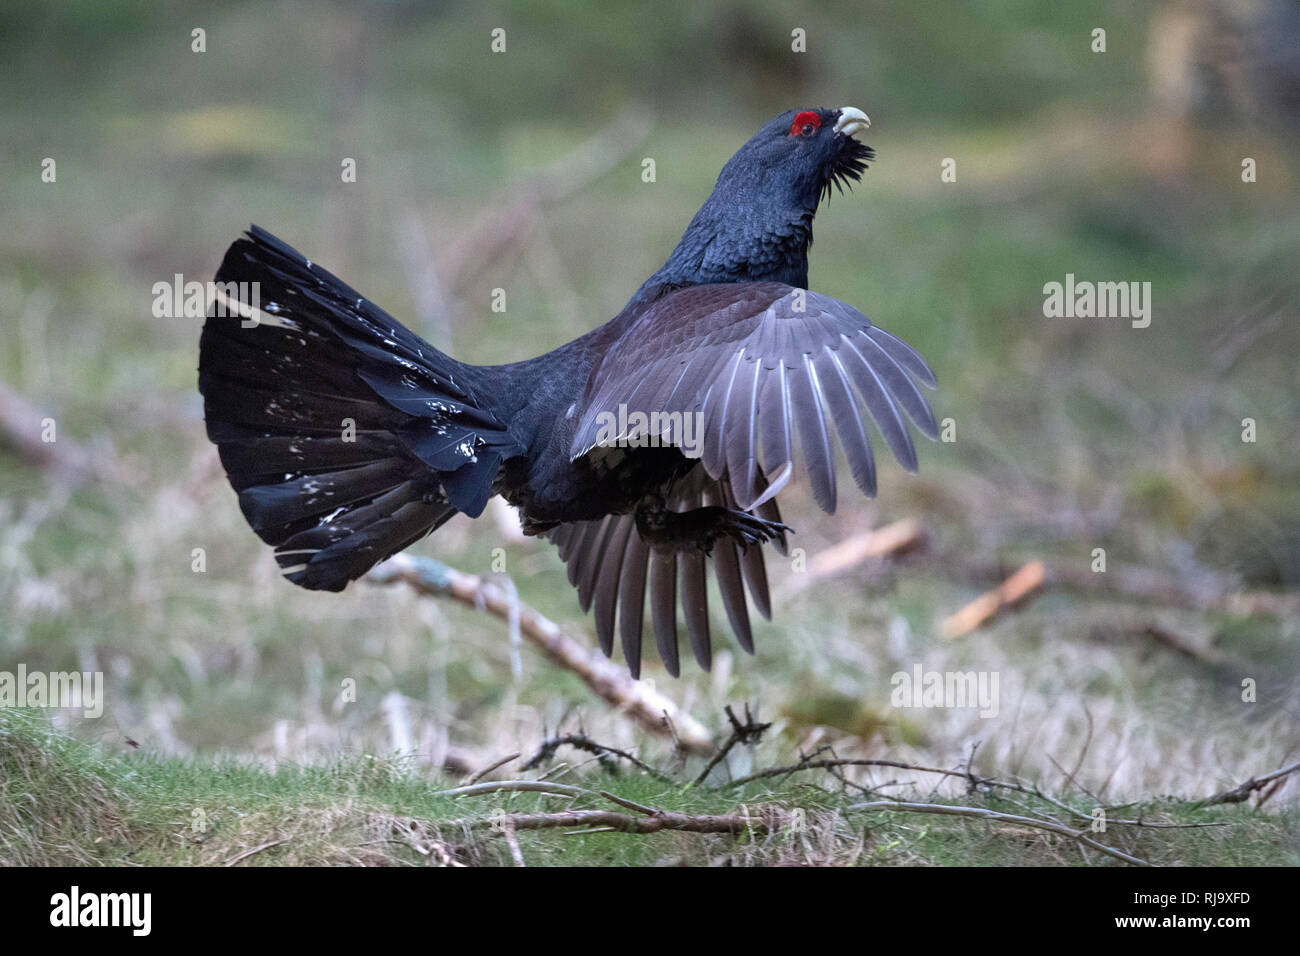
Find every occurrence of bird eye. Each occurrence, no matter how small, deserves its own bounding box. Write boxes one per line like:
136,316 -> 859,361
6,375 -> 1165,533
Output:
788,110 -> 822,138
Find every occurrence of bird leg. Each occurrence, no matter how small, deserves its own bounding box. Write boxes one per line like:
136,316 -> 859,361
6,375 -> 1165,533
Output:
634,495 -> 790,554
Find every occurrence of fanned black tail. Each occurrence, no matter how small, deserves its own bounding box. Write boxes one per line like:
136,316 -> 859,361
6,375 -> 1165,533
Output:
198,225 -> 518,591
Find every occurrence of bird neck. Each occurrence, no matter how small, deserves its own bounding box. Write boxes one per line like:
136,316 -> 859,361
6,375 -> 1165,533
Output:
627,191 -> 815,307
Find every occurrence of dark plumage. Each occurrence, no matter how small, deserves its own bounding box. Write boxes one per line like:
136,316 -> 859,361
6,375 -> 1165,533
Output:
198,106 -> 938,676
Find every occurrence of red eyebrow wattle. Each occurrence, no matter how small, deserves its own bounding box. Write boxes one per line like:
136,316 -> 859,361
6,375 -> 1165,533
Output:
789,111 -> 821,135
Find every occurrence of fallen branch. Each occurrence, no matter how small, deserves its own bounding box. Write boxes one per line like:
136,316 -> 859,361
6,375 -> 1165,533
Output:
942,560 -> 1046,637
725,757 -> 1224,829
436,783 -> 788,835
448,790 -> 1150,864
1194,759 -> 1300,809
501,818 -> 526,867
449,806 -> 793,836
949,562 -> 1261,668
952,554 -> 1300,622
846,800 -> 1150,866
367,554 -> 712,754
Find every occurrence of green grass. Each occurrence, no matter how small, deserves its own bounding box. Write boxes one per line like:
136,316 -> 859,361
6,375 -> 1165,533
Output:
3,709 -> 1295,866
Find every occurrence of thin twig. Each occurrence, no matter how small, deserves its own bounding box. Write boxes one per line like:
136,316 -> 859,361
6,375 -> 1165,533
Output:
1194,759 -> 1300,808
522,733 -> 670,780
728,757 -> 976,790
454,796 -> 1150,864
599,790 -> 660,816
942,561 -> 1046,637
451,808 -> 787,836
221,838 -> 289,867
466,752 -> 520,785
692,704 -> 770,787
1047,752 -> 1103,806
846,800 -> 1150,866
433,780 -> 589,800
501,818 -> 526,867
950,553 -> 1299,621
723,757 -> 1220,829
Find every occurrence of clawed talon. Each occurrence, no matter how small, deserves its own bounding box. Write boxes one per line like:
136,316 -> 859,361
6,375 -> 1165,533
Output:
635,499 -> 792,554
705,510 -> 792,553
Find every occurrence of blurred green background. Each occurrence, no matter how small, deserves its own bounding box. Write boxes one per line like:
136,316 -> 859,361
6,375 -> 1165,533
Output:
1,0 -> 1297,815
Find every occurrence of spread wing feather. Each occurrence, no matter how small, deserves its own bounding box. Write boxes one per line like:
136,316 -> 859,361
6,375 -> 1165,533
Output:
572,282 -> 937,513
543,465 -> 780,677
550,281 -> 936,674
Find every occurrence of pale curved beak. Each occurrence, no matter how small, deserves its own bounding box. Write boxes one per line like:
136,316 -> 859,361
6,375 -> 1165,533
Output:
833,106 -> 871,140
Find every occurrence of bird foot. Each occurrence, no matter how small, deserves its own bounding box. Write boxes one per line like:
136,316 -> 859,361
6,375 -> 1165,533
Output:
635,500 -> 791,554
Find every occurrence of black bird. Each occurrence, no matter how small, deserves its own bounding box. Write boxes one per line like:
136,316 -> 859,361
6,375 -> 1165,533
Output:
198,106 -> 938,677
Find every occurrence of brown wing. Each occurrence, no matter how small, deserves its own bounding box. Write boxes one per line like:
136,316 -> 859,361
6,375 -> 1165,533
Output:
571,282 -> 938,513
545,464 -> 785,678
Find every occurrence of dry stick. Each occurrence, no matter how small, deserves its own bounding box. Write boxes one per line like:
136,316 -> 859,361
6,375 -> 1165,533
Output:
1045,752 -> 1104,809
723,758 -> 1221,829
777,519 -> 928,598
436,779 -> 745,833
942,561 -> 1046,637
432,780 -> 589,801
449,808 -> 793,836
221,838 -> 289,867
729,757 -> 977,790
1194,759 -> 1300,808
846,800 -> 1150,867
599,790 -> 661,815
522,733 -> 671,781
386,822 -> 464,866
1253,778 -> 1290,810
501,819 -> 526,867
368,554 -> 712,755
453,796 -> 1148,865
440,764 -> 1161,863
1065,704 -> 1095,796
1039,559 -> 1289,615
691,704 -> 771,787
951,554 -> 1299,624
465,752 -> 520,785
435,778 -> 666,824
948,562 -> 1261,669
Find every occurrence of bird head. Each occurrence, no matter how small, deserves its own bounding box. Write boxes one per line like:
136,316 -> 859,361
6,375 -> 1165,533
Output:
722,106 -> 874,208
633,106 -> 874,303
